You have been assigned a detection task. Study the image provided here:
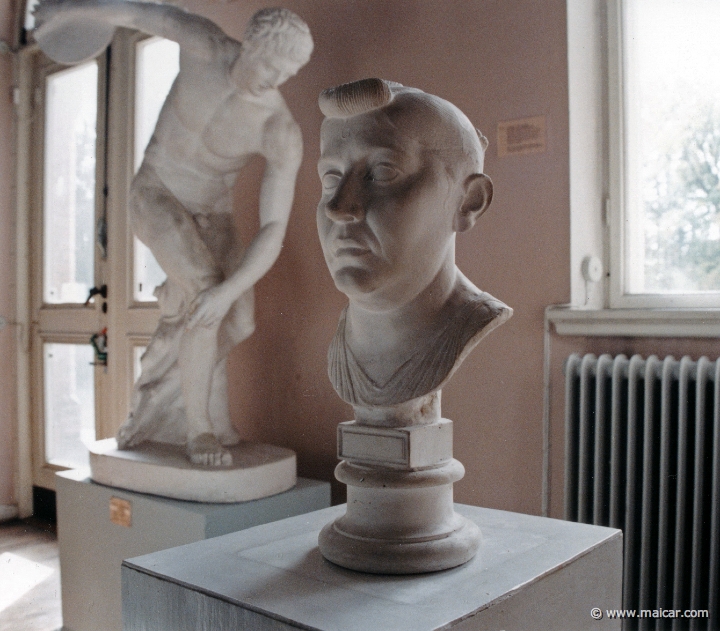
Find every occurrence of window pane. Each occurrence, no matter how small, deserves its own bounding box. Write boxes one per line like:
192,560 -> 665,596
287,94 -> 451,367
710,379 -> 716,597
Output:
133,345 -> 147,383
134,37 -> 179,171
134,241 -> 168,302
44,343 -> 95,469
133,37 -> 179,302
43,63 -> 98,304
25,0 -> 39,30
625,0 -> 720,293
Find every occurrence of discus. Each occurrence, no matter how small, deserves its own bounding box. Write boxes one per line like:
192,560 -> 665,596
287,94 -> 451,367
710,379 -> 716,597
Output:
35,17 -> 115,64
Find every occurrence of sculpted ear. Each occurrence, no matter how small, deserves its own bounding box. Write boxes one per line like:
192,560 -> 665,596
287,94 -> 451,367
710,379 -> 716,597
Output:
454,173 -> 493,233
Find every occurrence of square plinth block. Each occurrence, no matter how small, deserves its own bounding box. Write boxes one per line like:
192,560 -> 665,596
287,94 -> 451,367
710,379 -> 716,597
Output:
56,469 -> 331,631
122,503 -> 622,631
337,419 -> 453,468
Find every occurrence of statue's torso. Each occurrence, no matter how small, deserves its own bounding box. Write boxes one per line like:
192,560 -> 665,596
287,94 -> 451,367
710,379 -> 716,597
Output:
141,51 -> 288,214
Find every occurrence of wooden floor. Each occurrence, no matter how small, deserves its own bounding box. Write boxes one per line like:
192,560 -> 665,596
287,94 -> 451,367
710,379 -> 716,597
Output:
0,519 -> 62,631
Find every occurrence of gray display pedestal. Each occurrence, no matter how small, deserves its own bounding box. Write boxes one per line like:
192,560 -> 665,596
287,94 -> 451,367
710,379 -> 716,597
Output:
56,469 -> 331,631
122,503 -> 622,631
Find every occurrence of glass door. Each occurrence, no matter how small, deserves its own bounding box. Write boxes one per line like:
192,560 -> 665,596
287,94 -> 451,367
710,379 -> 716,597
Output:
28,34 -> 179,490
31,56 -> 107,489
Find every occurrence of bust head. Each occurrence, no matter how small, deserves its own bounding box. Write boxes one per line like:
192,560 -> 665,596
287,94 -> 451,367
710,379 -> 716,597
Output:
233,8 -> 313,95
317,79 -> 493,312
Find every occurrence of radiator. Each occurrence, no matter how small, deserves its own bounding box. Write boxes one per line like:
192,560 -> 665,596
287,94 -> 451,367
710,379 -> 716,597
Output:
564,354 -> 719,631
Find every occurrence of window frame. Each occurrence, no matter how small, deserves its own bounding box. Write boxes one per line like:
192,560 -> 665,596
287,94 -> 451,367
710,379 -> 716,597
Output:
14,27 -> 166,499
552,0 -> 720,340
28,51 -> 109,491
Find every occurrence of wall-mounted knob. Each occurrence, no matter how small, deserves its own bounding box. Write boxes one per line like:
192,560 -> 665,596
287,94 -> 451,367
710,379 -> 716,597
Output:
581,256 -> 603,283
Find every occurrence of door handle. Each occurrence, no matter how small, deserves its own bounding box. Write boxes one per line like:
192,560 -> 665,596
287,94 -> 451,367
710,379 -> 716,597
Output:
84,284 -> 108,306
90,327 -> 108,367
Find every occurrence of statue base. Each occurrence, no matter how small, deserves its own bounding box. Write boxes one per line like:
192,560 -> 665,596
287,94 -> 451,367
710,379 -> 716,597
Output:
319,405 -> 481,574
319,459 -> 479,574
89,438 -> 296,503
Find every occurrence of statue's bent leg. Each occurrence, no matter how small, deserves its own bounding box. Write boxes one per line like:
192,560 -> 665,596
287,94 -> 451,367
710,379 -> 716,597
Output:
179,322 -> 232,466
130,164 -> 223,295
208,289 -> 256,445
218,288 -> 256,356
207,360 -> 239,445
181,294 -> 254,463
130,165 -> 232,465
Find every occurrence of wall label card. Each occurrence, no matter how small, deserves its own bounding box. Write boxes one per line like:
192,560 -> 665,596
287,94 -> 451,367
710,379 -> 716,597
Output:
109,496 -> 132,528
497,115 -> 546,157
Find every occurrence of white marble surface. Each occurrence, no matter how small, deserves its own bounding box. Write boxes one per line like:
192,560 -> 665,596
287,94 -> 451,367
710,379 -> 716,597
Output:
317,79 -> 511,410
315,78 -> 512,573
89,438 -> 296,503
122,503 -> 622,631
34,1 -> 313,466
34,14 -> 114,64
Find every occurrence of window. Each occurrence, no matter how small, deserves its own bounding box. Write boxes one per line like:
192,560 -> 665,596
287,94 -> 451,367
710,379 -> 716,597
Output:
133,37 -> 178,302
552,0 -> 720,337
27,52 -> 107,489
609,0 -> 720,308
19,30 -> 179,490
42,62 -> 98,306
43,343 -> 95,469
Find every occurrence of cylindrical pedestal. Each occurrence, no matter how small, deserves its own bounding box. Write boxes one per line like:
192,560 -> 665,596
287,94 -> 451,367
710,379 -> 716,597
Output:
318,459 -> 480,574
319,395 -> 481,574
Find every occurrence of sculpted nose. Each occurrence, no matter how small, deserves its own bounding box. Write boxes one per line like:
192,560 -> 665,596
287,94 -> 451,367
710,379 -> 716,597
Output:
325,175 -> 365,223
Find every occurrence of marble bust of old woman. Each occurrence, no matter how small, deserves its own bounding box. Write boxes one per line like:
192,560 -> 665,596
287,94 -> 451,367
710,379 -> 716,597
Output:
317,79 -> 512,412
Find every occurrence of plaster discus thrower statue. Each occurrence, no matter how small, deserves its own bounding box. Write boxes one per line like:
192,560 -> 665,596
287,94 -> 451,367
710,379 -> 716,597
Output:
33,1 -> 313,491
316,78 -> 512,573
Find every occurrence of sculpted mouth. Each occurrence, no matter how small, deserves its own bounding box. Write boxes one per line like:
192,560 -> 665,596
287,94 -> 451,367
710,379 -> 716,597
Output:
335,247 -> 370,257
326,231 -> 375,259
334,244 -> 371,257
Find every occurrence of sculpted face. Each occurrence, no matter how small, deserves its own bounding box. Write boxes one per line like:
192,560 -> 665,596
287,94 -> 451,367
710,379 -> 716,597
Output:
317,106 -> 461,311
232,52 -> 304,96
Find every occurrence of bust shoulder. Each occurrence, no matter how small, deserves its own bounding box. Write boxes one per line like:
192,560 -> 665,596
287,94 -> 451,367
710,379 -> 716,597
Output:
441,272 -> 512,381
328,270 -> 512,407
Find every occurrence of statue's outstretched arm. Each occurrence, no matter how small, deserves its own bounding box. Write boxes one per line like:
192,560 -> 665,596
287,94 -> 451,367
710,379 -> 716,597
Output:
186,118 -> 304,329
34,0 -> 231,59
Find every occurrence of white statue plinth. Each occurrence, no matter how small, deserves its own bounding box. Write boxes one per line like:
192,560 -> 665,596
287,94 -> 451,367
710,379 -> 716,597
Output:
319,394 -> 480,573
56,469 -> 330,631
89,438 -> 296,503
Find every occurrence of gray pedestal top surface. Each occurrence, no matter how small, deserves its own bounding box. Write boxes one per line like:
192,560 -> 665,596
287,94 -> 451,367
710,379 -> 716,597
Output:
123,503 -> 622,631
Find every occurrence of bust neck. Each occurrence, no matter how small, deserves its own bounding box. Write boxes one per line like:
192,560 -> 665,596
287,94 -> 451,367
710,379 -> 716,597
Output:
344,258 -> 457,386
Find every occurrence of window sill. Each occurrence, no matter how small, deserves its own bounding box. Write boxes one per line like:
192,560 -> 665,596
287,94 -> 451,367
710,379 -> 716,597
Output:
546,306 -> 720,338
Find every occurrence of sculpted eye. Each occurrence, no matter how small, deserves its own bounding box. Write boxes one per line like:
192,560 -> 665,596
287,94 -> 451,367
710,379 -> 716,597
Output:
321,172 -> 341,190
367,164 -> 398,182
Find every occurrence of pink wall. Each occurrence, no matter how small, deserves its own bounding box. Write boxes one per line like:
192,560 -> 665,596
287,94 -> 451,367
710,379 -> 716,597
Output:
0,0 -> 17,507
